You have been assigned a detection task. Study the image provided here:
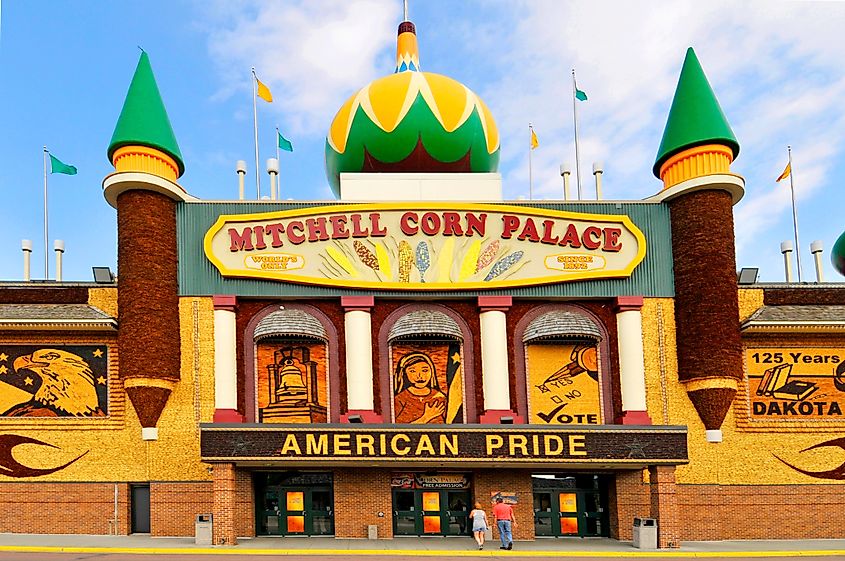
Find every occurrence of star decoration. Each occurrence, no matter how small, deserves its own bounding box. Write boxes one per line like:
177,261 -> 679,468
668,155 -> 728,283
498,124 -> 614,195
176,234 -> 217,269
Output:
92,349 -> 104,358
0,365 -> 6,375
0,353 -> 7,362
451,352 -> 461,363
96,376 -> 106,385
23,377 -> 33,386
623,440 -> 650,459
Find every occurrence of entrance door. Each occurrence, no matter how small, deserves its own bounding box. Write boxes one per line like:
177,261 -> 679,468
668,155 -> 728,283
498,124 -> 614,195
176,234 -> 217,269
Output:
255,472 -> 334,536
532,475 -> 608,538
393,489 -> 470,536
130,484 -> 151,534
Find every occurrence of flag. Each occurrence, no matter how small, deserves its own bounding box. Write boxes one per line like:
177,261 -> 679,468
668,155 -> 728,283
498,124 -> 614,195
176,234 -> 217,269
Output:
776,162 -> 791,182
49,154 -> 77,175
530,129 -> 539,150
256,76 -> 273,102
278,131 -> 293,152
575,87 -> 588,101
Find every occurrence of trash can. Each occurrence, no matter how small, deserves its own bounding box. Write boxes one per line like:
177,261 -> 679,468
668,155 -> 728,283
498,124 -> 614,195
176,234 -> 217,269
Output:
195,514 -> 213,545
632,517 -> 657,549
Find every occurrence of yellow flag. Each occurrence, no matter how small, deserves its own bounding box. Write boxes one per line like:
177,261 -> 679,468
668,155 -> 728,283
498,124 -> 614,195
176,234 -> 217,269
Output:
530,129 -> 539,150
256,76 -> 273,103
776,162 -> 791,182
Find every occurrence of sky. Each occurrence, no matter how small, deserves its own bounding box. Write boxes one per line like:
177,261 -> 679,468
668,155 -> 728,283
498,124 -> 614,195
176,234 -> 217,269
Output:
1,0 -> 844,283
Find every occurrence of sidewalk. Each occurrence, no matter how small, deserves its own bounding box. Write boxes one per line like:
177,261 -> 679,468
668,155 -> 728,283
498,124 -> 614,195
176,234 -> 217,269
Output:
0,534 -> 844,557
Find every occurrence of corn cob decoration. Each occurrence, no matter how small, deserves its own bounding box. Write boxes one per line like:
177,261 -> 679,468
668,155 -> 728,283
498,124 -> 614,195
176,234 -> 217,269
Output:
458,239 -> 482,281
437,237 -> 455,282
484,251 -> 524,281
375,243 -> 393,281
354,240 -> 379,271
415,241 -> 431,282
326,246 -> 358,277
475,240 -> 500,272
398,240 -> 413,283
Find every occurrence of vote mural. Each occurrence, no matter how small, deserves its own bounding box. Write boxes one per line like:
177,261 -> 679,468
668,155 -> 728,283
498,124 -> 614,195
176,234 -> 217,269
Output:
526,343 -> 602,425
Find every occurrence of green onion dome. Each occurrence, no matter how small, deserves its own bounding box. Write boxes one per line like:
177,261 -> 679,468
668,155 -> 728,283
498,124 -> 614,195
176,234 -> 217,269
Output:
325,21 -> 500,197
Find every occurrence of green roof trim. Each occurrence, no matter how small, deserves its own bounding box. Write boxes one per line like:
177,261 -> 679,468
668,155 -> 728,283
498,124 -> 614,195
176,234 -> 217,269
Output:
107,51 -> 184,176
653,47 -> 739,177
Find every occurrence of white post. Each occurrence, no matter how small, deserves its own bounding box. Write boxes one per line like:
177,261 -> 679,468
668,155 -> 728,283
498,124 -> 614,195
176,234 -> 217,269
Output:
780,241 -> 794,283
560,163 -> 571,201
21,240 -> 32,282
236,160 -> 247,201
251,68 -> 261,200
614,297 -> 650,424
592,161 -> 603,200
267,158 -> 279,201
54,240 -> 65,282
479,308 -> 511,411
811,240 -> 824,283
345,310 -> 374,410
43,146 -> 49,279
213,297 -> 240,421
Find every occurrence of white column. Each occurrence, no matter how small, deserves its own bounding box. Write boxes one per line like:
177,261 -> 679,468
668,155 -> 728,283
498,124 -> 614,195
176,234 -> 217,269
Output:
343,297 -> 375,411
213,296 -> 239,420
479,297 -> 512,411
615,297 -> 650,423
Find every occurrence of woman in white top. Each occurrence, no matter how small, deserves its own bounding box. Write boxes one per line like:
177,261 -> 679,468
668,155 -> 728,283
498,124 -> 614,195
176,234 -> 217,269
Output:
469,502 -> 489,549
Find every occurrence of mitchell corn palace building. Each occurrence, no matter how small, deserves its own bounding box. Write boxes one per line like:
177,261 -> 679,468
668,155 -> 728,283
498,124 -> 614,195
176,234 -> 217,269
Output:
1,16 -> 844,549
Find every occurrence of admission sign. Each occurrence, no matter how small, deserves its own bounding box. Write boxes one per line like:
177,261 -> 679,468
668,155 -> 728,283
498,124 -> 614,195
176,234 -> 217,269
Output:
204,204 -> 647,290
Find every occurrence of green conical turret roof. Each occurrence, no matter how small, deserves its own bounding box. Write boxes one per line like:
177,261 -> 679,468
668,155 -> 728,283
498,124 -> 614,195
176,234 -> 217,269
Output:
653,47 -> 739,177
108,51 -> 184,176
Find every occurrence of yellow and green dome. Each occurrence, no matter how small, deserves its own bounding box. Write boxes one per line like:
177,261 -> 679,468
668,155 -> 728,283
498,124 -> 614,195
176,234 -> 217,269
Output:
325,21 -> 500,196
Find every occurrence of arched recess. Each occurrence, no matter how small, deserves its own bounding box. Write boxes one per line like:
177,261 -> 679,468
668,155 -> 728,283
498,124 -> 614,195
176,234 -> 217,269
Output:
377,304 -> 477,423
244,304 -> 340,423
513,304 -> 613,425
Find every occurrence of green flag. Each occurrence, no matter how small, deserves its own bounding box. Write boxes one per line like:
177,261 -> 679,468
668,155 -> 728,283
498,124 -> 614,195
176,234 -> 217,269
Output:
278,131 -> 293,152
575,88 -> 588,101
49,154 -> 77,175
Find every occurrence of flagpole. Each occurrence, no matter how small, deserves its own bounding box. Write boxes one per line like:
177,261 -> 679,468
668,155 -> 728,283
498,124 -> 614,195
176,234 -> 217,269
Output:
43,146 -> 49,280
251,67 -> 261,200
528,123 -> 534,200
787,145 -> 803,282
276,126 -> 281,201
572,69 -> 583,200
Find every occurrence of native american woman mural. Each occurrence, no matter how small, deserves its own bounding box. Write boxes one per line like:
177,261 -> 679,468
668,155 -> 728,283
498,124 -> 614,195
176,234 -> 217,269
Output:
392,342 -> 464,424
527,343 -> 601,424
256,343 -> 328,423
0,346 -> 108,418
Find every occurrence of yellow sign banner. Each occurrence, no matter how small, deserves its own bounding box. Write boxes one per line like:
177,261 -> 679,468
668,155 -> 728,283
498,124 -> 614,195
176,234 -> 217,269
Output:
203,204 -> 646,290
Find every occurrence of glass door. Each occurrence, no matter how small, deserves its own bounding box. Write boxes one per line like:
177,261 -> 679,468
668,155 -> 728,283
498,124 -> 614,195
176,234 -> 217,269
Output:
532,474 -> 609,538
393,490 -> 420,535
445,491 -> 470,536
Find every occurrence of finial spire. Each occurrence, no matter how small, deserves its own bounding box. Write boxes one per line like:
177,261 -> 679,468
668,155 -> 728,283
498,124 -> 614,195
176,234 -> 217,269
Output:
403,0 -> 408,21
394,17 -> 420,73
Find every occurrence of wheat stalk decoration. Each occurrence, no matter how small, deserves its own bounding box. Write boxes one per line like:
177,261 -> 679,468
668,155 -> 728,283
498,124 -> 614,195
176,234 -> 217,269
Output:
326,246 -> 358,277
398,240 -> 413,283
484,251 -> 524,281
437,237 -> 455,282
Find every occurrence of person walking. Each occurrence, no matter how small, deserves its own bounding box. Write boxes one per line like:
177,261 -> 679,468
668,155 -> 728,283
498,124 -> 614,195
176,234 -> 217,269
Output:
469,502 -> 489,549
492,497 -> 515,550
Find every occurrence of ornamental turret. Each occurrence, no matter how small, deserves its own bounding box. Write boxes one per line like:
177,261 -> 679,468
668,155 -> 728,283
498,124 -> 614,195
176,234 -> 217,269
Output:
652,48 -> 744,442
103,51 -> 190,440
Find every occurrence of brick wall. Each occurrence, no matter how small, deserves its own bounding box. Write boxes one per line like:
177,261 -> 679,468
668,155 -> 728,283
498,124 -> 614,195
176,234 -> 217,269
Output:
0,482 -> 129,535
334,468 -> 393,538
609,469 -> 649,540
212,463 -> 237,545
150,482 -> 212,536
234,469 -> 255,538
472,469 -> 534,541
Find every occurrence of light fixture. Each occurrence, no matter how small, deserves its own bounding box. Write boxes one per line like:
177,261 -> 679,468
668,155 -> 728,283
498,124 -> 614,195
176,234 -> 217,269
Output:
500,416 -> 514,425
348,414 -> 364,423
737,267 -> 758,285
92,267 -> 115,283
